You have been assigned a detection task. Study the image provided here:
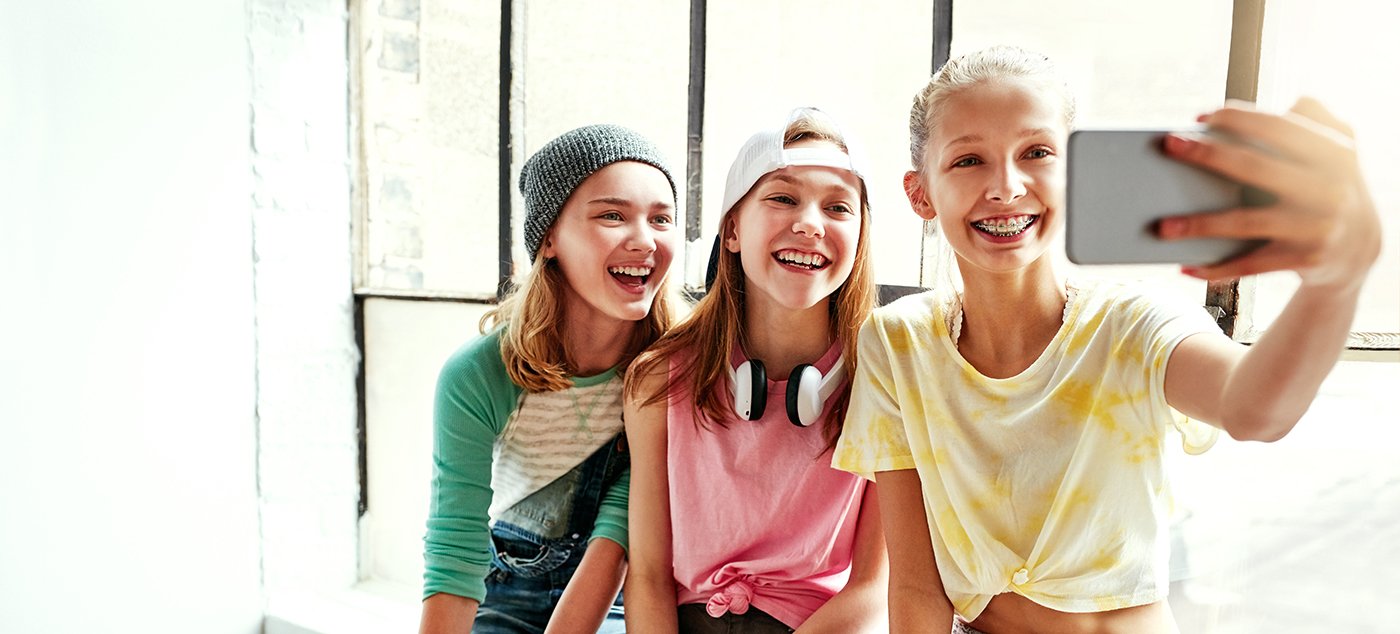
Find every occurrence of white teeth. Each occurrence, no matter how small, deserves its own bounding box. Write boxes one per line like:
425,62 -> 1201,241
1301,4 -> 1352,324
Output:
608,266 -> 652,276
776,251 -> 827,268
973,216 -> 1035,236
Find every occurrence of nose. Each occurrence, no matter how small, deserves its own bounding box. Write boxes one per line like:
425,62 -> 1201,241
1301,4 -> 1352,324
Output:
624,218 -> 658,253
792,203 -> 825,238
986,162 -> 1027,204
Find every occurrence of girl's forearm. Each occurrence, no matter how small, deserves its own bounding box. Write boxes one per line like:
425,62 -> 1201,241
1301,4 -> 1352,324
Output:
622,570 -> 680,632
795,581 -> 888,633
419,592 -> 479,634
888,583 -> 953,634
1219,282 -> 1362,441
544,539 -> 626,634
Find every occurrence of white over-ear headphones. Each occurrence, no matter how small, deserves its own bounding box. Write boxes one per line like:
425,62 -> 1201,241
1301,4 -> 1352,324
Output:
727,353 -> 847,427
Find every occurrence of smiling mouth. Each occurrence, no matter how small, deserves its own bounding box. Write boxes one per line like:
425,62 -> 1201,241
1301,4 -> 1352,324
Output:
972,215 -> 1038,237
774,249 -> 829,271
608,265 -> 652,287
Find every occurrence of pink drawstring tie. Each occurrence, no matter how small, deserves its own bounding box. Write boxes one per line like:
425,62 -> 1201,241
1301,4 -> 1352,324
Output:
705,579 -> 755,617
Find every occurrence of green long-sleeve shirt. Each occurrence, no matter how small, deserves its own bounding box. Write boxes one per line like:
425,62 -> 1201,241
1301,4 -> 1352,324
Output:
422,330 -> 630,602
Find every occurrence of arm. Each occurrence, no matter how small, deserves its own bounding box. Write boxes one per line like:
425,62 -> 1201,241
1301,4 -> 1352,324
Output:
420,338 -> 518,633
622,369 -> 679,632
545,467 -> 632,634
419,594 -> 478,634
1157,99 -> 1380,441
794,483 -> 889,633
876,469 -> 954,633
545,538 -> 627,634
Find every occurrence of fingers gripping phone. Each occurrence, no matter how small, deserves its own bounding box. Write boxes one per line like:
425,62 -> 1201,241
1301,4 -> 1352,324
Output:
1066,128 -> 1273,265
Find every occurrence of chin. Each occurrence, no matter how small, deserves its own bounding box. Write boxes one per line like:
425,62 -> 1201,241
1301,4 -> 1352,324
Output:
613,304 -> 652,323
775,293 -> 832,313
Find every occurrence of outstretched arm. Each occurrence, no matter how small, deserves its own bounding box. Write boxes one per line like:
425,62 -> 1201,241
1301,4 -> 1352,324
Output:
795,483 -> 889,633
1160,98 -> 1380,441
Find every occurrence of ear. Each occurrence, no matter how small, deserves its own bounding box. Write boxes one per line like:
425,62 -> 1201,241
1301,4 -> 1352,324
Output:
722,214 -> 741,253
903,170 -> 936,221
539,231 -> 557,259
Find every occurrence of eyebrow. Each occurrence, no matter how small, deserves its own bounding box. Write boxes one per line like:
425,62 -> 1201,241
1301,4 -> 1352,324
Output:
761,173 -> 856,192
586,197 -> 635,206
944,128 -> 1057,150
586,196 -> 674,210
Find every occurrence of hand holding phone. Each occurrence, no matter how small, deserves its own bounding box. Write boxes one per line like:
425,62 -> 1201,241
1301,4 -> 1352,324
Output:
1154,100 -> 1379,288
1066,127 -> 1273,266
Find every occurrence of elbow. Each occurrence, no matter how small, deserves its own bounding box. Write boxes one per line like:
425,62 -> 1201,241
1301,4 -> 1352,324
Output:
1227,426 -> 1289,443
1221,406 -> 1302,443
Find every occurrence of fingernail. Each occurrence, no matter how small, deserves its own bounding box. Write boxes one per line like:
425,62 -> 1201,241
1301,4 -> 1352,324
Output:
1162,134 -> 1193,155
1157,218 -> 1184,239
1180,265 -> 1202,277
1196,113 -> 1210,123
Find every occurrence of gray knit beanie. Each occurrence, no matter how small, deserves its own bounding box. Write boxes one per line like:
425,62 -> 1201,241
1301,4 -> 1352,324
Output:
520,124 -> 678,262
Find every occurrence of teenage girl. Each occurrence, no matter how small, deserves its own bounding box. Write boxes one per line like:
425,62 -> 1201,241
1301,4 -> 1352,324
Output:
624,107 -> 889,633
420,124 -> 681,634
833,46 -> 1381,633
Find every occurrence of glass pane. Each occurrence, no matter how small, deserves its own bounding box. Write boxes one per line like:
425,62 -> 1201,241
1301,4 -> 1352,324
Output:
1248,0 -> 1400,340
362,297 -> 493,588
354,1 -> 689,297
356,2 -> 503,296
703,0 -> 933,287
514,0 -> 690,276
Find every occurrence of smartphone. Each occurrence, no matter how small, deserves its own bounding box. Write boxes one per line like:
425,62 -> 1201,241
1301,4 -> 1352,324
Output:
1066,128 -> 1271,265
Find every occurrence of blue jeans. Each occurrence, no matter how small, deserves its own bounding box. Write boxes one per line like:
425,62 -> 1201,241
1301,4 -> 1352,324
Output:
474,434 -> 628,633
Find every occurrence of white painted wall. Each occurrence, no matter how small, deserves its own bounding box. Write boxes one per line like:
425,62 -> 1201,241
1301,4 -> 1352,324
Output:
0,1 -> 264,633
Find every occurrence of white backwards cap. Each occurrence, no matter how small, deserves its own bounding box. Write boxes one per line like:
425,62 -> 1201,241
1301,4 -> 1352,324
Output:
719,106 -> 870,216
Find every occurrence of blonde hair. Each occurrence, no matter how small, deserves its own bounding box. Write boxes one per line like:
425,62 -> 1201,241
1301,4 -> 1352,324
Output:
626,112 -> 877,450
909,46 -> 1076,173
484,254 -> 677,393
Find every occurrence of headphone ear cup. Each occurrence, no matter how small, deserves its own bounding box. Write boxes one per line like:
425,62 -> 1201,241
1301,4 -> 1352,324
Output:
786,364 -> 822,427
733,359 -> 767,421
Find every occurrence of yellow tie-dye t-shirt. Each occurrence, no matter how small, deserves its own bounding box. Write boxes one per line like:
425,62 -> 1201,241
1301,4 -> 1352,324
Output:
832,280 -> 1220,620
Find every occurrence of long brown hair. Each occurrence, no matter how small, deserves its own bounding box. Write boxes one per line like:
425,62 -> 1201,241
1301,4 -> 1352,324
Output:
626,113 -> 877,449
484,254 -> 678,393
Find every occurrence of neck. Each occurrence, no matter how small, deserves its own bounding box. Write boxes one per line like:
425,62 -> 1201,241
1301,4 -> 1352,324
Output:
742,295 -> 834,379
955,256 -> 1066,378
562,310 -> 635,376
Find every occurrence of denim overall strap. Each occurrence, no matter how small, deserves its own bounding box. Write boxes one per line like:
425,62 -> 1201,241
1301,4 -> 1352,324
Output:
486,431 -> 629,572
561,430 -> 630,542
476,433 -> 630,633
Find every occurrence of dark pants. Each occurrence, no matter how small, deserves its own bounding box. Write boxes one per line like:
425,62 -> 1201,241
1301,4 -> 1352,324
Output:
676,603 -> 795,634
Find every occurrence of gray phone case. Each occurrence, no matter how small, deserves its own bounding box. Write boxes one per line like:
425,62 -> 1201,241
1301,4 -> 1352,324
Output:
1066,128 -> 1265,265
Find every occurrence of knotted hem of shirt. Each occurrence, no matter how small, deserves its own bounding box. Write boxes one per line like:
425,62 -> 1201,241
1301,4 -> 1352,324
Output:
705,579 -> 755,618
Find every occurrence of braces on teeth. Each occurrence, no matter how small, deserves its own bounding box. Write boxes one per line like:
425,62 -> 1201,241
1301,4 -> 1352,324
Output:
974,216 -> 1035,236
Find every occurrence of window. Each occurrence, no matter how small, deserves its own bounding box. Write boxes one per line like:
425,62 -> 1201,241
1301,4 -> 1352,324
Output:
1246,0 -> 1400,346
351,2 -> 1400,630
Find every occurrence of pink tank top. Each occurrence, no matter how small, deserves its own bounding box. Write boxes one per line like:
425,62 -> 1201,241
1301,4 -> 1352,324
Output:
667,340 -> 868,629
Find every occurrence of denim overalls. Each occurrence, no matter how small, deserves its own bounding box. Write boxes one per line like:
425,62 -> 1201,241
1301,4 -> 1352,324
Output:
474,431 -> 629,633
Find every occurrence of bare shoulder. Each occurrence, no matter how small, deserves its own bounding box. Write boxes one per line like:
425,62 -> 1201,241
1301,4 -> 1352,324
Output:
623,354 -> 671,438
